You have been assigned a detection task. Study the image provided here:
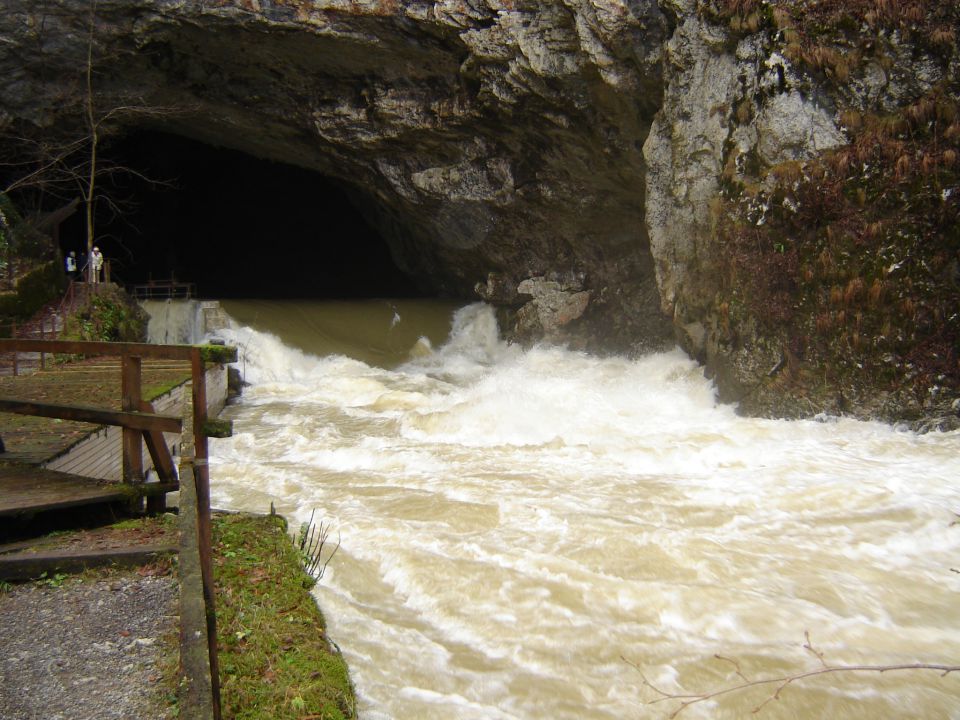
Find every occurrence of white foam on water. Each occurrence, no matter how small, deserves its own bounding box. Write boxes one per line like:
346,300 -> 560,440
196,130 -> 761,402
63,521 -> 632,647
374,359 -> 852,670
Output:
209,302 -> 960,720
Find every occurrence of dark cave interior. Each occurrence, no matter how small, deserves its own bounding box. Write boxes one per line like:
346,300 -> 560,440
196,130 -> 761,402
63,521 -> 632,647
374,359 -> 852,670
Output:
57,130 -> 424,299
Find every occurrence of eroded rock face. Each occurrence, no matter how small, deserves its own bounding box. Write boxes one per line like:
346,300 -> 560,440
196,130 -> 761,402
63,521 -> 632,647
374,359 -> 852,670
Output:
2,0 -> 956,425
0,0 -> 673,350
644,1 -> 959,427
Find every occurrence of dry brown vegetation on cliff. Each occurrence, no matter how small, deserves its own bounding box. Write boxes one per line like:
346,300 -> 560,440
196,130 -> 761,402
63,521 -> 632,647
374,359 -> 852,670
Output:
707,0 -> 959,424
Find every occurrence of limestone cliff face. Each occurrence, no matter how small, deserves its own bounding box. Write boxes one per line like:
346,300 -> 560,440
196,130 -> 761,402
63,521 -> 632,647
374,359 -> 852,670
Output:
1,0 -> 957,425
644,1 -> 959,428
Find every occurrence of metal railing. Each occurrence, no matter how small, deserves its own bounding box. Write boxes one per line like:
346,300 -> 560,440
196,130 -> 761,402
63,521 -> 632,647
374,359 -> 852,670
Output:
132,279 -> 197,300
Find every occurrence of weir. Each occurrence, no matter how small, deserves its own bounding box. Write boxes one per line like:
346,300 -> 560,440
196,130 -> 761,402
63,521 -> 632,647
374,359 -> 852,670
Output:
141,299 -> 231,346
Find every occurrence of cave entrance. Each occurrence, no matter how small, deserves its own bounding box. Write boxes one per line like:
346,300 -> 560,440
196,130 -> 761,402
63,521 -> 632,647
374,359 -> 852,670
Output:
59,130 -> 422,299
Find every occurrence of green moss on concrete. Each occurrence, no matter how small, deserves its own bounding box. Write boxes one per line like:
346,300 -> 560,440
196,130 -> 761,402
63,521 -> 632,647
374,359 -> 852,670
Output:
198,344 -> 238,365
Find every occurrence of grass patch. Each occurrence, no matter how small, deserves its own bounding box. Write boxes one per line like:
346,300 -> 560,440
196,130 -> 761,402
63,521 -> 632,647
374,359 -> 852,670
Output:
214,512 -> 356,720
3,512 -> 356,719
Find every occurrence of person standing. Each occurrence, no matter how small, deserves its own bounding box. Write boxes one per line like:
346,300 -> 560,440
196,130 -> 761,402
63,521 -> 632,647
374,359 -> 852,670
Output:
89,246 -> 103,284
65,251 -> 77,280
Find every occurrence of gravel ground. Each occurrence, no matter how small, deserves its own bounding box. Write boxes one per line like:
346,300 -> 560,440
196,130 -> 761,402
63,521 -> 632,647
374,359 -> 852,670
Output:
0,572 -> 178,720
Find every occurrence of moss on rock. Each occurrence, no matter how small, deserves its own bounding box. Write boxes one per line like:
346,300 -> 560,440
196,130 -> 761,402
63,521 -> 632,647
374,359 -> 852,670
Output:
701,0 -> 960,428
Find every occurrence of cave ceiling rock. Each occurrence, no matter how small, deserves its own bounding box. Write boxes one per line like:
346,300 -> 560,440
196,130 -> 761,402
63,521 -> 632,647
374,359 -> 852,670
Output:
410,155 -> 515,203
0,0 -> 672,347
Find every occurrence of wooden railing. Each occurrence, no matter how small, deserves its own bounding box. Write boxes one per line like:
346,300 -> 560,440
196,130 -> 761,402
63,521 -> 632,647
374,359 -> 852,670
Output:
1,316 -> 61,375
0,338 -> 236,719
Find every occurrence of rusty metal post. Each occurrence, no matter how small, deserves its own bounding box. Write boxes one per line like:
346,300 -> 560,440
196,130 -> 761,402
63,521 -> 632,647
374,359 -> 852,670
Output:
190,348 -> 221,718
121,354 -> 144,511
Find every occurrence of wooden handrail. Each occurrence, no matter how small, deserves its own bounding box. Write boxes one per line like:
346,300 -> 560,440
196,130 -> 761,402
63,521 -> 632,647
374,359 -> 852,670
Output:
0,339 -> 231,717
0,398 -> 182,433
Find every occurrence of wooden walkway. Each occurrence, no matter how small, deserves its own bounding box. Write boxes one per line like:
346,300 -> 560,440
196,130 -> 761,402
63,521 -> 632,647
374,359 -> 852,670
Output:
0,338 -> 234,718
0,355 -> 193,525
0,463 -> 176,517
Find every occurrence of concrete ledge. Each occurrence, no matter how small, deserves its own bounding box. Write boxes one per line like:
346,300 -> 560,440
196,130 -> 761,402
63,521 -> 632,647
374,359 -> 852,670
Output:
178,464 -> 216,720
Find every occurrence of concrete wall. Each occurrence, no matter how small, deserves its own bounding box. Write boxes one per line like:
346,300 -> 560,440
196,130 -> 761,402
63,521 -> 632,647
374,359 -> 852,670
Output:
142,300 -> 230,345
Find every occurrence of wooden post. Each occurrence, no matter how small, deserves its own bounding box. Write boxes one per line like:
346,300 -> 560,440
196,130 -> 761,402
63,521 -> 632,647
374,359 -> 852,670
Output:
11,321 -> 17,376
40,317 -> 46,370
121,354 -> 144,512
190,348 -> 221,718
142,399 -> 175,514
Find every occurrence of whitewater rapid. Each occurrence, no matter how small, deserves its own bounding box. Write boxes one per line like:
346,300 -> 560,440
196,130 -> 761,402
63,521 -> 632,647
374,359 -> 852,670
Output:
208,300 -> 960,719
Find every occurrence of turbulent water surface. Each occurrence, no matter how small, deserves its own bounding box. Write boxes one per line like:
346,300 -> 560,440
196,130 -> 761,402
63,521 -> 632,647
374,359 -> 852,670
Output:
208,299 -> 960,720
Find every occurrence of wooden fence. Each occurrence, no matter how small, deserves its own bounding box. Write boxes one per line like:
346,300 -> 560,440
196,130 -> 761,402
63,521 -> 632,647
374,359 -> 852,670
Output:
0,338 -> 236,719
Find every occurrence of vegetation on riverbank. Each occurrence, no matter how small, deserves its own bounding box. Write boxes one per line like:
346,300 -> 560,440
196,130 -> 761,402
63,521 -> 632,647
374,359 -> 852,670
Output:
1,511 -> 355,720
214,512 -> 356,720
60,283 -> 148,343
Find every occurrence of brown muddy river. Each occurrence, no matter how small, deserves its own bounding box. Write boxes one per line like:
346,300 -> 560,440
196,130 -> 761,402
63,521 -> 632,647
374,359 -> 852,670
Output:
204,299 -> 960,719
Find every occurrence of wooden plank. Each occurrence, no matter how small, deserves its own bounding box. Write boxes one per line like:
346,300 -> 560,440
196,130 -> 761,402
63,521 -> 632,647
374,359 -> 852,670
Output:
122,355 -> 144,488
187,351 -> 221,718
0,544 -> 177,580
0,466 -> 128,515
0,464 -> 178,516
47,433 -> 112,475
48,432 -> 121,479
141,399 -> 176,514
0,339 -> 196,360
140,401 -> 177,482
0,399 -> 182,433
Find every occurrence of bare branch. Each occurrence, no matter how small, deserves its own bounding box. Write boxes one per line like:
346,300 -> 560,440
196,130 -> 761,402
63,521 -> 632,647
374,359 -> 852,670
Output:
624,641 -> 960,718
714,654 -> 752,683
802,631 -> 830,670
2,136 -> 89,194
297,510 -> 342,584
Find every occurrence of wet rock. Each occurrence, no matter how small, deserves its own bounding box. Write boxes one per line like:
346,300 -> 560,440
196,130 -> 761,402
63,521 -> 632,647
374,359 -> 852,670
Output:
515,276 -> 591,337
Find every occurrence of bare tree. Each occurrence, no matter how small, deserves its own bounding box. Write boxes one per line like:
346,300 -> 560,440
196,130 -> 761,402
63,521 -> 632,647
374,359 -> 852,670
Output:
1,0 -> 181,279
